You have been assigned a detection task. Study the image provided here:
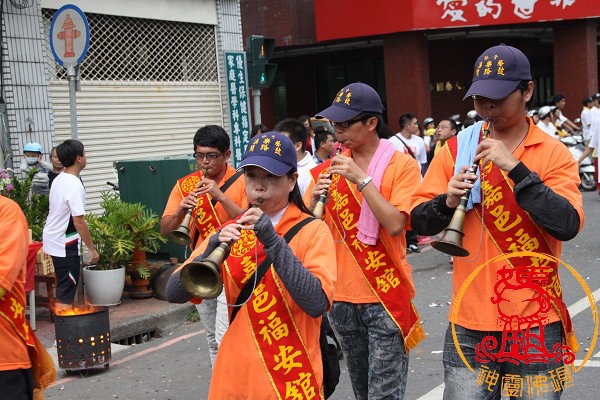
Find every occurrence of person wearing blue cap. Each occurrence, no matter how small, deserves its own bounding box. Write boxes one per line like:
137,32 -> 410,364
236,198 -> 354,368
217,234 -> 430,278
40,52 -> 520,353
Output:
166,131 -> 336,399
306,82 -> 425,399
411,44 -> 583,399
20,142 -> 52,195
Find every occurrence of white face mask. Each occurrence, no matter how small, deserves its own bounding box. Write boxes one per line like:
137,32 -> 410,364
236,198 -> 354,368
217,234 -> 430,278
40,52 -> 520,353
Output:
26,157 -> 39,166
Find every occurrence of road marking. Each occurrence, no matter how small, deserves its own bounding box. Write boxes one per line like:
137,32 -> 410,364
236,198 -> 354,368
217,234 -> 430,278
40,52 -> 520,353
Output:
417,382 -> 445,399
417,288 -> 600,399
568,287 -> 600,317
574,350 -> 600,367
49,328 -> 205,388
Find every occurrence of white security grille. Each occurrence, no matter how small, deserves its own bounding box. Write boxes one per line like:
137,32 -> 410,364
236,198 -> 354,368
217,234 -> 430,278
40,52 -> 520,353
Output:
40,9 -> 223,214
42,9 -> 218,84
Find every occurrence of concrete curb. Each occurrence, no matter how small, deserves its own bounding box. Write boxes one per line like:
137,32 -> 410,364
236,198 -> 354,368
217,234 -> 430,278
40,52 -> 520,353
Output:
110,303 -> 196,342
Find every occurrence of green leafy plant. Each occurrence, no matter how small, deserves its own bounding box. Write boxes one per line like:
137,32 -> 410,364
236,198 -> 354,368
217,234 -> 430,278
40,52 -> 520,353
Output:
86,192 -> 166,277
5,168 -> 49,241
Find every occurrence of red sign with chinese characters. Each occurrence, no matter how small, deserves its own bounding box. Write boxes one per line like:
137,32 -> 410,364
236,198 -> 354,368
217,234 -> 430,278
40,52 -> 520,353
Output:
314,0 -> 600,42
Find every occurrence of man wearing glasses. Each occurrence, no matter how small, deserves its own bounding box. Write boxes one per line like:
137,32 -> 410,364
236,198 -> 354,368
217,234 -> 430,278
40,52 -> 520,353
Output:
306,82 -> 425,399
160,124 -> 247,367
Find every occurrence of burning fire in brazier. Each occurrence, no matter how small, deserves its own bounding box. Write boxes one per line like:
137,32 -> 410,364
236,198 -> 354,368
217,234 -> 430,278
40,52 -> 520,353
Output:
54,304 -> 111,371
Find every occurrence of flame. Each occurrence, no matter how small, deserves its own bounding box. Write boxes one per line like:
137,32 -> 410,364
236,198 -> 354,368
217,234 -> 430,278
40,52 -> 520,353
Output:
53,302 -> 105,316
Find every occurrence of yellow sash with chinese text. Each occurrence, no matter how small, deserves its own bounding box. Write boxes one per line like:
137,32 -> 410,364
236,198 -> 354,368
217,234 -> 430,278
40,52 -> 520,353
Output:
176,171 -> 222,249
225,229 -> 322,399
477,160 -> 577,353
317,168 -> 425,351
0,292 -> 55,399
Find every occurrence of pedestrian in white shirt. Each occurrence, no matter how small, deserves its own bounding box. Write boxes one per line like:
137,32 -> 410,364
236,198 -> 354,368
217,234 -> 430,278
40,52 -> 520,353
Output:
581,96 -> 594,144
536,106 -> 559,139
389,113 -> 427,175
578,93 -> 600,195
275,118 -> 317,196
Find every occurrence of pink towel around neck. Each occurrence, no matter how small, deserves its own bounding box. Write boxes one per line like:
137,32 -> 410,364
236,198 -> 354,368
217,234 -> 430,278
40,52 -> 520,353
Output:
356,138 -> 397,245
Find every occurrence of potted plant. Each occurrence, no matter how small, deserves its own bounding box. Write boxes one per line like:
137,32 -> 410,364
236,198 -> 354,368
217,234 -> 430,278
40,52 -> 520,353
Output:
84,192 -> 166,302
84,192 -> 134,305
123,199 -> 167,299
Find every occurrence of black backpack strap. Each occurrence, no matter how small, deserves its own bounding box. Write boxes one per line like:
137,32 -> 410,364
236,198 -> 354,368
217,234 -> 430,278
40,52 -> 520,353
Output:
211,169 -> 243,207
392,134 -> 416,159
229,217 -> 315,324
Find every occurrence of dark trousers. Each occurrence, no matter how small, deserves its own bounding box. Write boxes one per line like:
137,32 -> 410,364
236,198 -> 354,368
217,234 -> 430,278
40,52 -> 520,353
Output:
405,229 -> 417,246
0,368 -> 33,400
52,254 -> 81,304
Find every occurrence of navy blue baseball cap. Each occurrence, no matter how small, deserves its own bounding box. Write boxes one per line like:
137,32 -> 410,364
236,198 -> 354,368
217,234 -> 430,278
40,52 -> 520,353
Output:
317,82 -> 384,122
238,132 -> 297,176
464,44 -> 532,100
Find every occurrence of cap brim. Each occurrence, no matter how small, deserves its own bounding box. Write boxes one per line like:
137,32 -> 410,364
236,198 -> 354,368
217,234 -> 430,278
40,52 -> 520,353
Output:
316,104 -> 361,122
237,156 -> 292,176
463,80 -> 521,101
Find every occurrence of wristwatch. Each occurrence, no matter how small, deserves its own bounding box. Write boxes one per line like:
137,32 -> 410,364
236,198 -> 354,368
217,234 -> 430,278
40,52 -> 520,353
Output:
357,176 -> 372,192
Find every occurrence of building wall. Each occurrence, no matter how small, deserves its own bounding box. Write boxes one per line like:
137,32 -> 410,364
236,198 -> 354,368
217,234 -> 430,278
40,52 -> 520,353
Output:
43,9 -> 223,213
42,0 -> 217,24
1,0 -> 54,171
240,0 -> 316,46
553,19 -> 599,119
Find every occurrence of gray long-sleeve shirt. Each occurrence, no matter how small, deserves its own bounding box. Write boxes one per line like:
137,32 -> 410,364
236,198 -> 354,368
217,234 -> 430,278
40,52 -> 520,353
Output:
166,213 -> 328,318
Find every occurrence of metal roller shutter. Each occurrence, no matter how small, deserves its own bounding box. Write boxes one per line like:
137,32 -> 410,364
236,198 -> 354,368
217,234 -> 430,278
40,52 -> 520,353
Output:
50,83 -> 223,214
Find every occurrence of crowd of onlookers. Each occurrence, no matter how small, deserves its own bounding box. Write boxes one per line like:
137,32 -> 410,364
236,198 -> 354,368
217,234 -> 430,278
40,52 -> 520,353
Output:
250,90 -> 600,201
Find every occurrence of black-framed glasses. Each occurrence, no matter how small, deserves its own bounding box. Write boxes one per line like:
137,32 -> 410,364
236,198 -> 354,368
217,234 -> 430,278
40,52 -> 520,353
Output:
331,117 -> 368,129
193,152 -> 222,160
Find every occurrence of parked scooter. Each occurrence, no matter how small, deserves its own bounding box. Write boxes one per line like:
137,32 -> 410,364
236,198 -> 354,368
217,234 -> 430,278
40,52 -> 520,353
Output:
560,133 -> 596,191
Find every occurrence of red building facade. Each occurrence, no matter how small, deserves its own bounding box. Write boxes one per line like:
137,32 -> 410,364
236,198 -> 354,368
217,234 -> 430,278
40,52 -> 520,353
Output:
241,0 -> 599,131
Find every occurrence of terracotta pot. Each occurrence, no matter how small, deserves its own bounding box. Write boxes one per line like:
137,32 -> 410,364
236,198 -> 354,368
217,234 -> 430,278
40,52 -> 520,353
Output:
129,248 -> 153,299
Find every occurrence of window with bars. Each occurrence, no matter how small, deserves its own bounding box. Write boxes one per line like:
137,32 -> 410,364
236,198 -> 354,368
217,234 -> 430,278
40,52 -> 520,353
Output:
42,9 -> 219,84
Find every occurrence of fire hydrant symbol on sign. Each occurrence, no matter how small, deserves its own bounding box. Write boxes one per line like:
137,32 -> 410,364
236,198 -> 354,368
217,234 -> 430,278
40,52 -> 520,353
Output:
57,13 -> 81,58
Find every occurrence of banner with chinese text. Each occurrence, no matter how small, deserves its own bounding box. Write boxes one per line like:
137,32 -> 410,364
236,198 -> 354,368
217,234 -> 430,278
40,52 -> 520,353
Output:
224,51 -> 252,167
315,0 -> 599,42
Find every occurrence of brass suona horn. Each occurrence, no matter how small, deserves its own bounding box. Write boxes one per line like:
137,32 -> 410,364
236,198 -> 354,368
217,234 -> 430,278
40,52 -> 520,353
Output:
431,123 -> 491,257
313,146 -> 342,219
169,209 -> 193,246
180,200 -> 264,299
180,242 -> 228,299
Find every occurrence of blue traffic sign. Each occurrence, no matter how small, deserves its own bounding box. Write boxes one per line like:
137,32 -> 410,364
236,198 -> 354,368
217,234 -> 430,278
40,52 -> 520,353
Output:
49,4 -> 90,67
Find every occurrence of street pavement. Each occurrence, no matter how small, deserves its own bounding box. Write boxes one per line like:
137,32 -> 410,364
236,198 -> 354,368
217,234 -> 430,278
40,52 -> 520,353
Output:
35,190 -> 600,399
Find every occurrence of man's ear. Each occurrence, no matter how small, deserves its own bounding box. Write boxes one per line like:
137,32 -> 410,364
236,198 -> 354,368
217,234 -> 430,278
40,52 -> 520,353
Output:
223,149 -> 232,162
294,141 -> 303,152
367,116 -> 378,131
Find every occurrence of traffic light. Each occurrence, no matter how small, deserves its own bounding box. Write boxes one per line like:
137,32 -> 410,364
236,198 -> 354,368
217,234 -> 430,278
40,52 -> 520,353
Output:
247,35 -> 277,88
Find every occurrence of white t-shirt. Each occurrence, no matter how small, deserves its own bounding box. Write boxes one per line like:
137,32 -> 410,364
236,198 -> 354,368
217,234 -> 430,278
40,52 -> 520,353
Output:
297,151 -> 317,196
43,172 -> 86,257
589,107 -> 600,150
581,107 -> 592,141
536,120 -> 559,139
389,133 -> 427,165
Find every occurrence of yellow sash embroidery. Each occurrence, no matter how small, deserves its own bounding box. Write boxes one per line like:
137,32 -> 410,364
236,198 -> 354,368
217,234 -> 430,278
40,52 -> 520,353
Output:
226,229 -> 322,399
325,173 -> 425,351
0,291 -> 55,398
176,171 -> 221,247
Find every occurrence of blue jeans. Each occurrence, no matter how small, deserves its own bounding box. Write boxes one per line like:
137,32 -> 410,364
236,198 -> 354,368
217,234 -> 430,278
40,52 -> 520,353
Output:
329,302 -> 409,400
443,322 -> 566,400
